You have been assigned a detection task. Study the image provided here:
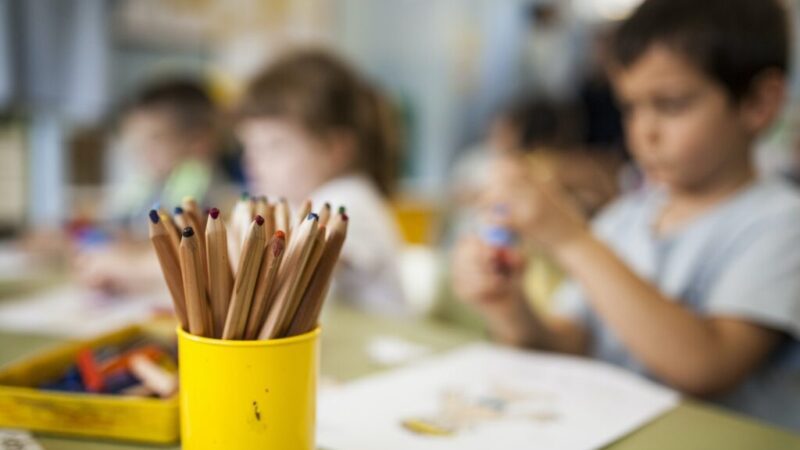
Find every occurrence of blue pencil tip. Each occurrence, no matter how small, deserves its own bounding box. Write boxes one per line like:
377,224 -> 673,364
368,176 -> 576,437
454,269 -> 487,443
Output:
148,210 -> 160,224
307,213 -> 319,221
174,206 -> 184,215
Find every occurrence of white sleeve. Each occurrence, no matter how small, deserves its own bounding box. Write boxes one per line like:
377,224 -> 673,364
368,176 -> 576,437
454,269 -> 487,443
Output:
705,214 -> 800,338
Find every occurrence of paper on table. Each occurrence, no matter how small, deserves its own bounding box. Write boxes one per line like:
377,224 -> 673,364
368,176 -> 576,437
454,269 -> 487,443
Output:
0,285 -> 171,337
366,335 -> 432,366
0,428 -> 43,449
318,344 -> 679,450
0,245 -> 49,283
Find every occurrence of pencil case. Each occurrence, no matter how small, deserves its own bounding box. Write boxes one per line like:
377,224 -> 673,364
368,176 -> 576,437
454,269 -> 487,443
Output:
0,325 -> 179,443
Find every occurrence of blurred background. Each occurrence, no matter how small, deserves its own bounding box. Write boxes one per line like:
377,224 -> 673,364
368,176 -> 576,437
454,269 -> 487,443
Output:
1,0 -> 800,316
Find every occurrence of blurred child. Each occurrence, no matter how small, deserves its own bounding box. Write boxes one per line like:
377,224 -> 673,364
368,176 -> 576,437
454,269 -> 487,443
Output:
450,99 -> 579,211
452,0 -> 800,430
236,49 -> 406,315
76,78 -> 230,293
108,78 -> 227,225
439,99 -> 623,329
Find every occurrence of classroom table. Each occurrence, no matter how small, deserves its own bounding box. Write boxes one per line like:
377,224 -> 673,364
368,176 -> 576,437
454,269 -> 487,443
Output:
0,303 -> 798,450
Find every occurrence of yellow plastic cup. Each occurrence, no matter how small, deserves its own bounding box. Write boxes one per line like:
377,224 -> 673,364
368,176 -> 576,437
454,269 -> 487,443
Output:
177,327 -> 320,450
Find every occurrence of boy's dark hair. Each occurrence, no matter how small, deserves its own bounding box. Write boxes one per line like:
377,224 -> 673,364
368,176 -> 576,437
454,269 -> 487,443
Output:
610,0 -> 789,102
503,99 -> 580,150
126,78 -> 216,133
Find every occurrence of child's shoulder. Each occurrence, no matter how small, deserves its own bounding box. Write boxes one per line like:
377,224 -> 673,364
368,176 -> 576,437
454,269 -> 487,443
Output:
720,177 -> 800,236
748,177 -> 800,215
592,177 -> 800,237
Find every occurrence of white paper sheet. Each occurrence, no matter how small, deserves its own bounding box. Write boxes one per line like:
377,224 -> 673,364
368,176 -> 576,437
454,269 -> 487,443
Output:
0,245 -> 49,283
366,335 -> 432,367
0,428 -> 43,450
318,344 -> 679,450
0,285 -> 170,337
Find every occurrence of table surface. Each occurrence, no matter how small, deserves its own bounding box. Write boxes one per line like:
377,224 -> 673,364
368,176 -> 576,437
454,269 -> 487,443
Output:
1,300 -> 798,450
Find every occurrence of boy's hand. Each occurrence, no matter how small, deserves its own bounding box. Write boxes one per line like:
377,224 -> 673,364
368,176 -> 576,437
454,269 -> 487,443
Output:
451,235 -> 564,349
451,235 -> 527,317
486,156 -> 589,252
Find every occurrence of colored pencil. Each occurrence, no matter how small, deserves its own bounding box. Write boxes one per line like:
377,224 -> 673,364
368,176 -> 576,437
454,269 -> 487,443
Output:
206,208 -> 233,338
318,202 -> 332,227
259,213 -> 318,339
243,231 -> 286,339
222,216 -> 267,339
275,197 -> 291,237
148,210 -> 189,329
179,227 -> 212,337
286,212 -> 348,336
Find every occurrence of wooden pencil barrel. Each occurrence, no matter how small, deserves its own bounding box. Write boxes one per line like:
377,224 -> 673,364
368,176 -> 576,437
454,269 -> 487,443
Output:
177,327 -> 320,450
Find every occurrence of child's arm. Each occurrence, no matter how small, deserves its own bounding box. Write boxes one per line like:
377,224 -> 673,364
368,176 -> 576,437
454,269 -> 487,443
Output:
554,232 -> 783,395
491,166 -> 783,396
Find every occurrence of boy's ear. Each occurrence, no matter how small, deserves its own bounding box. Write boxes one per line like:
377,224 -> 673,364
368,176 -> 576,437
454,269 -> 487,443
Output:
739,70 -> 786,135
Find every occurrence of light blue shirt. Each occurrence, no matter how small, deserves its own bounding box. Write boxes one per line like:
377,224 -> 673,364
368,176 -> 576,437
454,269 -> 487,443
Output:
554,177 -> 800,431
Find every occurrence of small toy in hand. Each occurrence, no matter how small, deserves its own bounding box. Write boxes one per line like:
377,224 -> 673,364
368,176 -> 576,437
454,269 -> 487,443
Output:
481,204 -> 519,276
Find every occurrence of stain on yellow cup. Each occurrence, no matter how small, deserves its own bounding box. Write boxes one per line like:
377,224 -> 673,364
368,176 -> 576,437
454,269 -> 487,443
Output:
177,327 -> 320,450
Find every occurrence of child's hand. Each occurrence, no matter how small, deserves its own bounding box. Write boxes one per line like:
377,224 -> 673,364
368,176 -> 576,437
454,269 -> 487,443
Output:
451,235 -> 527,316
452,235 -> 560,349
73,245 -> 159,295
485,156 -> 589,252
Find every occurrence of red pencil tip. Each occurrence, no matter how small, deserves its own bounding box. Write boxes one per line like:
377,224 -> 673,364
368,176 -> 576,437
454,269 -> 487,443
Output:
275,230 -> 286,239
341,213 -> 349,222
255,215 -> 264,226
209,208 -> 220,219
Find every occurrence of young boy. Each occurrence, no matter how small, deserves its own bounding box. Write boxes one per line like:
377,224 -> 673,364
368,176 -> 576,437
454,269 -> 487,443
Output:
76,79 -> 228,293
452,0 -> 800,430
108,78 -> 226,225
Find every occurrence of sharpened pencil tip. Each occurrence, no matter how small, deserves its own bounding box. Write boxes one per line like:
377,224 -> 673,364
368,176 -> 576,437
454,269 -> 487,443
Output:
148,210 -> 160,224
307,213 -> 319,221
275,230 -> 286,239
338,206 -> 346,214
341,213 -> 349,222
255,215 -> 265,226
174,206 -> 184,215
182,227 -> 194,238
209,208 -> 220,219
323,202 -> 331,209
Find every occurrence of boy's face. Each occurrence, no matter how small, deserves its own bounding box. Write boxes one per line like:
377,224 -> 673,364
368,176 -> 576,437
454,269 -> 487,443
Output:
121,109 -> 185,180
611,46 -> 752,191
238,118 -> 336,202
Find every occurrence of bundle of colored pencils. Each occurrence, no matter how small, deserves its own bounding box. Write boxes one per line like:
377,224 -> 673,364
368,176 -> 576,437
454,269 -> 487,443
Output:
148,196 -> 347,340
